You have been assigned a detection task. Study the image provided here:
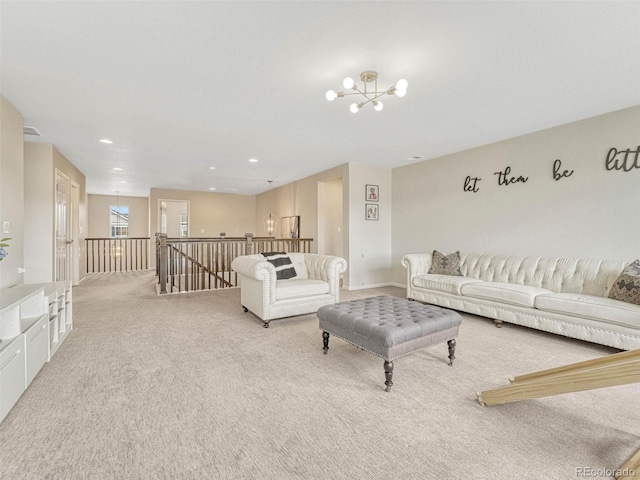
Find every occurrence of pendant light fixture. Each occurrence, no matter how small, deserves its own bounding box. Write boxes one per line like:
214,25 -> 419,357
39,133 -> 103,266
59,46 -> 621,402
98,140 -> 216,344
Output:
263,181 -> 277,237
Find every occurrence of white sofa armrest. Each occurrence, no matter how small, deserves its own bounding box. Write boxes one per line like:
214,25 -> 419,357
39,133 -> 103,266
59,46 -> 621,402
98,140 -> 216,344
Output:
401,253 -> 433,296
231,256 -> 276,281
305,254 -> 347,296
231,256 -> 277,304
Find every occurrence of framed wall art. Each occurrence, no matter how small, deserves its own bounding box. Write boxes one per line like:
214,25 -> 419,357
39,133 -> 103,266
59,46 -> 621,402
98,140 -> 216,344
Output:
365,184 -> 379,202
365,204 -> 379,221
281,215 -> 300,238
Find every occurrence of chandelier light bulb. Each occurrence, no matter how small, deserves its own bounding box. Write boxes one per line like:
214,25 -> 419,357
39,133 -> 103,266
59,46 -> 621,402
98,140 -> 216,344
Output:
328,71 -> 407,112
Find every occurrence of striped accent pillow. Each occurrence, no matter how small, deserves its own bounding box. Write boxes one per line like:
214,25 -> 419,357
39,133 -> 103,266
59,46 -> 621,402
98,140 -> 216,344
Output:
262,252 -> 297,280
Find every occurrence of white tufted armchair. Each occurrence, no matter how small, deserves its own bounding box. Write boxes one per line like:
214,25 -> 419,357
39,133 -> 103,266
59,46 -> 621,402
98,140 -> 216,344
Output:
231,253 -> 347,327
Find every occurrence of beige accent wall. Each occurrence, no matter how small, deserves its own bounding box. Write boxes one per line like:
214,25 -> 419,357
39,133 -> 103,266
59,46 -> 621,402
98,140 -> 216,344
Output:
23,143 -> 54,284
88,194 -> 149,238
254,163 -> 393,289
317,177 -> 343,258
23,143 -> 87,283
391,105 -> 640,284
255,164 -> 349,252
149,188 -> 256,268
0,96 -> 24,288
150,188 -> 256,238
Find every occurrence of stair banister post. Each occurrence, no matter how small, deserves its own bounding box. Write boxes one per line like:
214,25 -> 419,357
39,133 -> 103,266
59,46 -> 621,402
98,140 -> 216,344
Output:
158,233 -> 168,294
245,233 -> 254,255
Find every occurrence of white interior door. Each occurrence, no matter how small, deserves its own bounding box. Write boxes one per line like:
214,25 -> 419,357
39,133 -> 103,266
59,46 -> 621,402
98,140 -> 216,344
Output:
55,170 -> 71,282
159,200 -> 189,237
71,182 -> 80,284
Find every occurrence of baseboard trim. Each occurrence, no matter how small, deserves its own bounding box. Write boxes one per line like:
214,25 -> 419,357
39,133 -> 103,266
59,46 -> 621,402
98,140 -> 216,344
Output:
344,282 -> 406,291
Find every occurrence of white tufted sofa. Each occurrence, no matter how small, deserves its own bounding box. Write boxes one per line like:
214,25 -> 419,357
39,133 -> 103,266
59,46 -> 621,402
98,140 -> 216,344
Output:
231,253 -> 347,327
401,251 -> 640,350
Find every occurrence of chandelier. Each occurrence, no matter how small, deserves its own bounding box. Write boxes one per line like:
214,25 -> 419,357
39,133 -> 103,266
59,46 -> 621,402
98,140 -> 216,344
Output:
263,180 -> 278,237
326,71 -> 407,113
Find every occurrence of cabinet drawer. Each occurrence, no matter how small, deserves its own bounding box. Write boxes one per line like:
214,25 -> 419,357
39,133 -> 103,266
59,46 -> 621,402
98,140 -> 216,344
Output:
0,336 -> 26,422
25,315 -> 48,386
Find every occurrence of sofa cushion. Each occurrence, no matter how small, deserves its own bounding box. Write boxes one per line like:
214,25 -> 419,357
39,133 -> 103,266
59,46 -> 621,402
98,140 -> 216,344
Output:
608,259 -> 640,305
535,292 -> 640,329
461,282 -> 553,307
412,274 -> 484,296
275,279 -> 330,301
429,250 -> 462,276
262,252 -> 297,280
287,253 -> 309,280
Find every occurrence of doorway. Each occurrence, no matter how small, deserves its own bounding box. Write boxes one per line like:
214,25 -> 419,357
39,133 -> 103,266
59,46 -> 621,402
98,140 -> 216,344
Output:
159,200 -> 189,237
54,170 -> 71,282
317,178 -> 343,257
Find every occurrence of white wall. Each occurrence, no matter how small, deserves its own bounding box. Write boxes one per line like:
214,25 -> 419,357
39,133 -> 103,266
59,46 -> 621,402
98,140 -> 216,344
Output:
317,177 -> 343,257
23,143 -> 54,284
347,163 -> 392,289
88,194 -> 149,238
0,96 -> 24,288
257,163 -> 393,289
391,105 -> 640,284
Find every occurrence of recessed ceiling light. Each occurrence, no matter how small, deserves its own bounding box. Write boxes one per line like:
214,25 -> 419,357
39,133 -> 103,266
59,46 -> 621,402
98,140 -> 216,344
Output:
408,155 -> 424,161
99,139 -> 113,144
113,167 -> 123,171
209,166 -> 216,170
209,187 -> 216,191
249,158 -> 258,163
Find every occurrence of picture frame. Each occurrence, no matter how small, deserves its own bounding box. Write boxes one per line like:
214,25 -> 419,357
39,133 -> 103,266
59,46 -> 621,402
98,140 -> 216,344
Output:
365,204 -> 379,221
281,215 -> 300,238
365,184 -> 379,202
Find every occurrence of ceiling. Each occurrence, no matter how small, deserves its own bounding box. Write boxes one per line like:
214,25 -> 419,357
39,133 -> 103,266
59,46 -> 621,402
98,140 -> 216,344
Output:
2,1 -> 639,197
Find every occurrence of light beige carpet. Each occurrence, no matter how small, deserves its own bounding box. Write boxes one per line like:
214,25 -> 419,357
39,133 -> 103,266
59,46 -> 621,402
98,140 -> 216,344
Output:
0,271 -> 637,480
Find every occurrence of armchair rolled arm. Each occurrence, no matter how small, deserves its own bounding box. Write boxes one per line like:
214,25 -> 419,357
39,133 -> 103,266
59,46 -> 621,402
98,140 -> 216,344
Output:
305,254 -> 347,296
401,253 -> 433,291
231,256 -> 276,282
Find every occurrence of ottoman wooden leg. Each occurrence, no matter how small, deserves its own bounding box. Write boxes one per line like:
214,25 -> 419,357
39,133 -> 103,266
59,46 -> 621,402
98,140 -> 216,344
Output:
384,360 -> 394,392
322,331 -> 330,354
447,339 -> 456,366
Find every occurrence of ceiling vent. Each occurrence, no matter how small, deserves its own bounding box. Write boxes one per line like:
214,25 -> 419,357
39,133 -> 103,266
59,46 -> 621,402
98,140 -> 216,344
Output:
23,126 -> 43,136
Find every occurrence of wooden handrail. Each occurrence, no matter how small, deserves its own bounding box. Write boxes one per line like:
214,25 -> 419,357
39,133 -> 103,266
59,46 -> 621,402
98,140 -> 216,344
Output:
155,234 -> 313,294
86,237 -> 150,273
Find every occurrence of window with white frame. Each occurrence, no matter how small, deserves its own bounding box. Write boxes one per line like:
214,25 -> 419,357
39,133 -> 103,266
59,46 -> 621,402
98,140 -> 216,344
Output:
110,205 -> 129,237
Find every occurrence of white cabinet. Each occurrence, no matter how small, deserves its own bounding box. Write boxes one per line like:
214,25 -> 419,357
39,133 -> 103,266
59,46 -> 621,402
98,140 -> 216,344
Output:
0,281 -> 72,422
0,285 -> 45,421
0,335 -> 26,421
24,315 -> 49,386
40,282 -> 73,358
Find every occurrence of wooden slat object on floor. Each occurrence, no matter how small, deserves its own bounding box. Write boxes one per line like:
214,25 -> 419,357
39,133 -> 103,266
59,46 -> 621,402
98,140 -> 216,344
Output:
616,448 -> 640,479
476,349 -> 640,406
477,349 -> 640,479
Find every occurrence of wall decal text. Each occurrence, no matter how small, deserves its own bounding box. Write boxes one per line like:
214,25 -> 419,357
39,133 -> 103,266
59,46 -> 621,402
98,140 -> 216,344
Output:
553,159 -> 574,181
463,176 -> 481,192
605,146 -> 640,172
494,166 -> 528,186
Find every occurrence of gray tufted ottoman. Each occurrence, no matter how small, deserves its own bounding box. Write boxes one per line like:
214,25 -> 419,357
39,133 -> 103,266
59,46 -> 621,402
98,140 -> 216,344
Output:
317,296 -> 462,392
